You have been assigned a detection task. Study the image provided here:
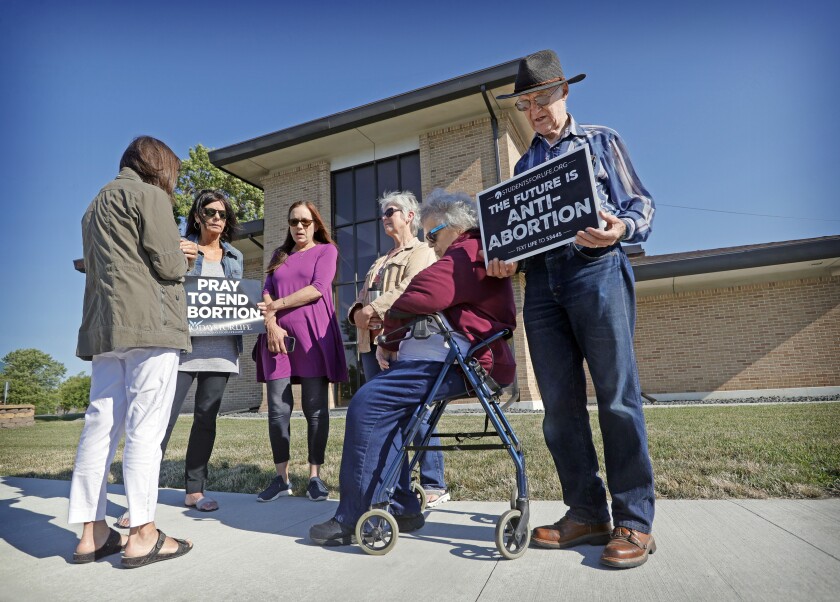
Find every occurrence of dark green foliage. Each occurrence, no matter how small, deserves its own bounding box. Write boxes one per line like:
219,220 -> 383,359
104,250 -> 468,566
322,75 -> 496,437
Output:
0,349 -> 66,414
59,373 -> 91,413
174,144 -> 264,222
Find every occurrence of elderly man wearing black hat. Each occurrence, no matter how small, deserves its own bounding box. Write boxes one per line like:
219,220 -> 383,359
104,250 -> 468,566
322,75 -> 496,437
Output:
489,49 -> 656,569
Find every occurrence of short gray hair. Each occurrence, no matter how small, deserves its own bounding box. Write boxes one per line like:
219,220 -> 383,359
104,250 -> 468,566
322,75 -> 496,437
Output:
379,190 -> 421,235
419,188 -> 478,232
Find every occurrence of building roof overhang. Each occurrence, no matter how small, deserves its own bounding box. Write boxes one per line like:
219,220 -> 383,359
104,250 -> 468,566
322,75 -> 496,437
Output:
632,235 -> 840,295
208,58 -> 531,187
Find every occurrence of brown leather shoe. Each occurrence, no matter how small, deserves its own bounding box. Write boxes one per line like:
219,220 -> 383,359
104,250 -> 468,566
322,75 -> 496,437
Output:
600,527 -> 656,568
531,516 -> 612,549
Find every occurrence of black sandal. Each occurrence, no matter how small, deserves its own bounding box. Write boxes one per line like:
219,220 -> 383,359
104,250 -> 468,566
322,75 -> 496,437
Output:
72,528 -> 124,564
121,529 -> 192,569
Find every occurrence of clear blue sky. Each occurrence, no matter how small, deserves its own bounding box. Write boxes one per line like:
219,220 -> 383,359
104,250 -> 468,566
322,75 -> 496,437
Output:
2,0 -> 837,377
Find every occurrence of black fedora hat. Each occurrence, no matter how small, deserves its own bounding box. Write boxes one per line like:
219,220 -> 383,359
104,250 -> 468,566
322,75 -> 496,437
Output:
497,49 -> 585,99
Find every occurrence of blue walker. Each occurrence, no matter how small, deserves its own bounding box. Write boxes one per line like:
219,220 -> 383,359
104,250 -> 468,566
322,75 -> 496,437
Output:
355,312 -> 531,559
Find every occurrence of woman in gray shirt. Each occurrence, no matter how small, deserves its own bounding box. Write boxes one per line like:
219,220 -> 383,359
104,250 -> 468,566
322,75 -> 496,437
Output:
117,190 -> 244,526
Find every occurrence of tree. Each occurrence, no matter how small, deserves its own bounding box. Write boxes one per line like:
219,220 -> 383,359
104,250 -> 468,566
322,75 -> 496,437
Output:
175,144 -> 264,223
0,349 -> 66,414
59,373 -> 91,413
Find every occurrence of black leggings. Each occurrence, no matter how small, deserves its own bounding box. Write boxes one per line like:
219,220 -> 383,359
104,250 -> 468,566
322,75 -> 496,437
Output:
161,371 -> 230,494
266,376 -> 329,466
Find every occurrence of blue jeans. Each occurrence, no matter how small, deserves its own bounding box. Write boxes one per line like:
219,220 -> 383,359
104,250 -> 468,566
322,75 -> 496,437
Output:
334,360 -> 466,526
360,351 -> 446,490
524,244 -> 655,533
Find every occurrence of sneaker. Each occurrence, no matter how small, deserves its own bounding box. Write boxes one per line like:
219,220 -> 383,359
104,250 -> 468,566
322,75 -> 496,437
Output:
306,477 -> 329,501
395,512 -> 425,533
256,476 -> 292,502
425,488 -> 450,508
309,518 -> 355,546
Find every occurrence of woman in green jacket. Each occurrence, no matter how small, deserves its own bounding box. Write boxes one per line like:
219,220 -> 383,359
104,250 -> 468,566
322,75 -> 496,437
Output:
68,136 -> 194,569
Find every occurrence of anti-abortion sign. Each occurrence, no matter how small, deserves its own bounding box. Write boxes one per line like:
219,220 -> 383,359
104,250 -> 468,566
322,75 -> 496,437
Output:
184,276 -> 265,336
476,145 -> 603,264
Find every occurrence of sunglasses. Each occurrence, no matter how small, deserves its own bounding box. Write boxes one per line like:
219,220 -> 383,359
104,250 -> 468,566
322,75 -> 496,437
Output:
425,223 -> 448,244
289,218 -> 314,228
202,208 -> 227,220
382,207 -> 403,218
514,85 -> 563,112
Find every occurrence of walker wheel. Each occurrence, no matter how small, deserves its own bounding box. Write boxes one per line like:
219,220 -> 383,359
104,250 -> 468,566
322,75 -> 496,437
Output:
495,509 -> 530,560
510,486 -> 518,510
412,481 -> 428,512
356,509 -> 399,556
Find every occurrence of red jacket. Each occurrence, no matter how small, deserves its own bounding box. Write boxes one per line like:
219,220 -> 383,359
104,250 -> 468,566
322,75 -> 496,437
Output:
382,230 -> 517,385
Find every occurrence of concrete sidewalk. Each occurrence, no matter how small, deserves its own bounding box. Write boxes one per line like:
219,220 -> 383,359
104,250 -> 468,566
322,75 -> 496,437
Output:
0,476 -> 838,601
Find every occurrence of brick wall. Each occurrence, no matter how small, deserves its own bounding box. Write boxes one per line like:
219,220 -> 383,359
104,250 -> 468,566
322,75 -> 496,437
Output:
420,116 -> 498,197
632,276 -> 840,394
510,272 -> 540,401
498,112 -> 528,177
548,276 -> 840,401
0,405 -> 35,428
418,112 -> 526,197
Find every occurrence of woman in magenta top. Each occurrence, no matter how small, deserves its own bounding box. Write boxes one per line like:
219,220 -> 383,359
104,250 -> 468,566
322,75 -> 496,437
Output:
255,201 -> 347,503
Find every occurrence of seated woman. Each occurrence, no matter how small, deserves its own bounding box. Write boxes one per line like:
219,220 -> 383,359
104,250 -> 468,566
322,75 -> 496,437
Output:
309,189 -> 516,546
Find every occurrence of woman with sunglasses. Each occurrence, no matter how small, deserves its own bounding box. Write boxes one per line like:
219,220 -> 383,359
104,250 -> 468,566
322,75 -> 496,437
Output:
255,201 -> 348,503
114,190 -> 244,526
348,191 -> 449,507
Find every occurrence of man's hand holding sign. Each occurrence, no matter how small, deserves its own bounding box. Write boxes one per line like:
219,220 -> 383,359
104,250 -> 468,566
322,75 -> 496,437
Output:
477,144 -> 615,276
485,209 -> 627,277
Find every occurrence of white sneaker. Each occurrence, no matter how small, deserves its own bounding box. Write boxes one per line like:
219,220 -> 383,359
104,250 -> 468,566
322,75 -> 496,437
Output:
425,489 -> 450,508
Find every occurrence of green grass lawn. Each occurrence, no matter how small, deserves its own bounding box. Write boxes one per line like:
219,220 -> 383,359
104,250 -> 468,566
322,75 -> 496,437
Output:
1,403 -> 838,500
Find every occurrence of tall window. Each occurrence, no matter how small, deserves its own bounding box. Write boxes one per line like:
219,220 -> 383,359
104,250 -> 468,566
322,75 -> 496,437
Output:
332,151 -> 422,406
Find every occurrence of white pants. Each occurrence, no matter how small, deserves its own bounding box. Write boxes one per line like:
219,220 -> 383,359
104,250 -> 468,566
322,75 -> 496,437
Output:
68,347 -> 179,527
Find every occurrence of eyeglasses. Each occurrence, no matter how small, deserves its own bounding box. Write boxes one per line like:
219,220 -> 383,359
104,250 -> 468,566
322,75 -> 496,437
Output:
514,85 -> 563,112
202,208 -> 228,220
425,223 -> 448,244
289,218 -> 314,228
382,207 -> 403,218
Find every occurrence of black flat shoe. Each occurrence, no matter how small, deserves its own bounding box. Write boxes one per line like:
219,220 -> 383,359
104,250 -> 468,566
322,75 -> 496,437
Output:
395,513 -> 425,533
309,518 -> 355,546
121,530 -> 192,569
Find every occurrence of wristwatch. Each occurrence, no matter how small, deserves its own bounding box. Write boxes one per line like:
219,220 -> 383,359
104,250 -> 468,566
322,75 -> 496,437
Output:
619,219 -> 631,242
